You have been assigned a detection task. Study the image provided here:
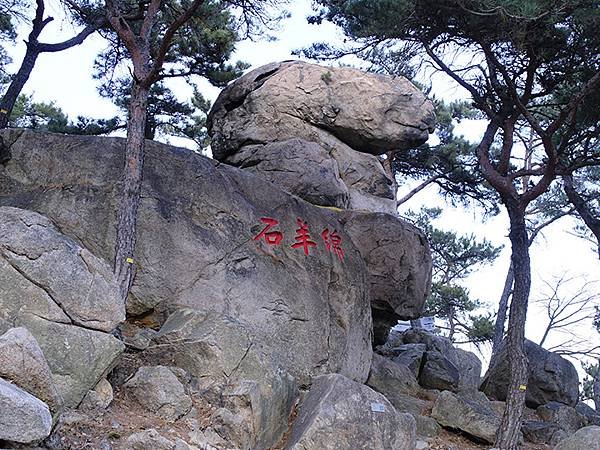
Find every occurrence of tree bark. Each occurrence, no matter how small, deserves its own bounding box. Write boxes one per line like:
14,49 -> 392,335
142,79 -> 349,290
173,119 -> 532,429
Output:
495,200 -> 531,450
563,174 -> 600,259
0,46 -> 40,128
594,360 -> 600,411
114,82 -> 150,299
492,262 -> 514,354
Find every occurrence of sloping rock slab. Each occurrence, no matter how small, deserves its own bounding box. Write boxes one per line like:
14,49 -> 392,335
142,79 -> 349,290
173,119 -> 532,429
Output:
208,61 -> 434,159
286,373 -> 416,450
431,390 -> 500,444
481,339 -> 579,408
0,130 -> 373,386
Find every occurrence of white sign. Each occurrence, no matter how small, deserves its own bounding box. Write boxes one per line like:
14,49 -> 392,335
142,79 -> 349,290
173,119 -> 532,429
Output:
370,402 -> 386,413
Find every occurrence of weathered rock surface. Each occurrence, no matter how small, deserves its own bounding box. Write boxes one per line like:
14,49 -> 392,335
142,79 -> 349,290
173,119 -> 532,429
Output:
537,401 -> 586,434
0,130 -> 374,387
0,377 -> 52,444
16,313 -> 124,407
225,139 -> 350,208
79,377 -> 113,413
340,212 -> 432,342
521,420 -> 567,446
554,426 -> 600,450
151,309 -> 298,449
286,373 -> 416,450
481,339 -> 579,408
0,206 -> 124,333
208,61 -> 435,159
576,401 -> 600,426
384,329 -> 482,392
366,353 -> 426,416
431,390 -> 500,444
0,327 -> 62,416
125,429 -> 178,450
125,366 -> 192,421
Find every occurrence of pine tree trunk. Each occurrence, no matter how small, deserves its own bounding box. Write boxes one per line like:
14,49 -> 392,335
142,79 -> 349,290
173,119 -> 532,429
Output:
114,82 -> 150,300
495,200 -> 531,450
594,360 -> 600,411
0,45 -> 40,128
492,262 -> 514,354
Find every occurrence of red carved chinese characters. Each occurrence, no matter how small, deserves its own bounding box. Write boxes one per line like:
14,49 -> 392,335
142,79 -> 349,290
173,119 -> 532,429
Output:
291,218 -> 317,256
253,218 -> 283,245
321,228 -> 344,261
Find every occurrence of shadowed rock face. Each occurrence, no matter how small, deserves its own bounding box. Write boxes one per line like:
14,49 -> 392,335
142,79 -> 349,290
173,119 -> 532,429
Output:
481,339 -> 580,408
207,61 -> 435,159
0,129 -> 372,386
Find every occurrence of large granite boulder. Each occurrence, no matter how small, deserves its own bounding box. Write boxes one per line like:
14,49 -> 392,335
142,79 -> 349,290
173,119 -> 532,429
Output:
0,377 -> 52,444
0,206 -> 124,333
286,373 -> 416,450
554,426 -> 600,450
0,129 -> 373,387
481,339 -> 579,408
384,329 -> 482,392
537,401 -> 586,434
431,390 -> 501,444
0,327 -> 62,416
0,206 -> 125,407
340,212 -> 432,343
207,61 -> 435,159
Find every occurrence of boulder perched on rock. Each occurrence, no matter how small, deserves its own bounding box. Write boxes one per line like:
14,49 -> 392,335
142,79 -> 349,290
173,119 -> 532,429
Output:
0,327 -> 62,416
340,212 -> 432,343
207,61 -> 435,159
431,390 -> 500,444
481,339 -> 579,408
0,129 -> 374,388
125,366 -> 192,421
554,426 -> 600,450
286,373 -> 416,450
0,377 -> 52,444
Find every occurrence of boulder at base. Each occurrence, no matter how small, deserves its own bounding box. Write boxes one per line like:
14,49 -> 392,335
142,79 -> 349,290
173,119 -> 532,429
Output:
0,377 -> 52,444
286,373 -> 416,450
431,390 -> 501,444
0,130 -> 373,387
554,426 -> 600,450
481,339 -> 579,408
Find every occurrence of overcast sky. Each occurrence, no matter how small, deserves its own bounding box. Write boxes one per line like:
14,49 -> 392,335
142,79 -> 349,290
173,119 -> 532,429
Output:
6,0 -> 599,367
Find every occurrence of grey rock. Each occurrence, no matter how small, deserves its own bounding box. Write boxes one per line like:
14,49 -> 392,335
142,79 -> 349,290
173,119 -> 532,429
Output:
390,344 -> 427,379
554,426 -> 600,450
415,415 -> 442,438
125,429 -> 175,450
575,401 -> 600,426
208,61 -> 435,159
15,313 -> 124,407
537,401 -> 586,433
0,377 -> 52,444
396,329 -> 482,392
521,420 -> 565,445
125,366 -> 192,422
431,390 -> 501,444
366,353 -> 425,416
419,351 -> 460,392
153,309 -> 298,449
225,139 -> 349,209
79,378 -> 113,413
481,339 -> 580,408
0,206 -> 124,333
340,211 -> 432,342
0,130 -> 373,387
0,327 -> 62,416
286,373 -> 416,450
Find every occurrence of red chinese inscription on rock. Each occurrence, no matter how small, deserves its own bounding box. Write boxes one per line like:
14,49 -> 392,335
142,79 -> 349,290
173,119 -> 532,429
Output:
254,217 -> 283,245
322,228 -> 345,261
291,218 -> 317,256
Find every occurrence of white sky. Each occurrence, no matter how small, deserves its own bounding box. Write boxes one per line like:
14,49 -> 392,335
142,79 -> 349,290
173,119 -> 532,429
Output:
5,1 -> 599,371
